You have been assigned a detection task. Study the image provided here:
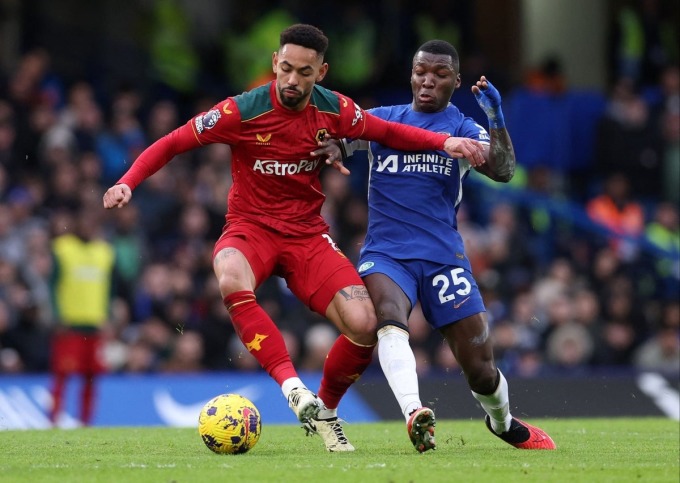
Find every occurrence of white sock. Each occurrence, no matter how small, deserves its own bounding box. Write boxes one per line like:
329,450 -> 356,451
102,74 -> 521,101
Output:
471,370 -> 513,433
281,377 -> 305,400
378,325 -> 421,421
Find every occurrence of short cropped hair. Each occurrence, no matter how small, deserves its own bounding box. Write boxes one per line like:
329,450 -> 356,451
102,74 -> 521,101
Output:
416,40 -> 460,71
280,24 -> 329,56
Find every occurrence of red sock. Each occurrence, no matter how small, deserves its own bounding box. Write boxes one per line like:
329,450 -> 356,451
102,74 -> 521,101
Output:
318,335 -> 374,410
224,291 -> 297,385
50,373 -> 66,423
81,375 -> 95,425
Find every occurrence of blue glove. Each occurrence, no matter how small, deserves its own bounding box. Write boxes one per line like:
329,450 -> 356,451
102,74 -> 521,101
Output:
473,79 -> 505,129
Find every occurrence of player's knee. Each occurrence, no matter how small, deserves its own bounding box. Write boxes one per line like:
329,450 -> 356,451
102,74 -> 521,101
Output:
342,306 -> 378,345
374,299 -> 408,322
217,272 -> 249,297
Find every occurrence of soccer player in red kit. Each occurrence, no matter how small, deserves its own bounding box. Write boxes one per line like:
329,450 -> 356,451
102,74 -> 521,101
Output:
103,24 -> 485,452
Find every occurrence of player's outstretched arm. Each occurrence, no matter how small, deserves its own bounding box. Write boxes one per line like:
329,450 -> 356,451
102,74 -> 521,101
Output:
471,76 -> 515,182
101,123 -> 202,209
361,112 -> 484,166
103,183 -> 132,209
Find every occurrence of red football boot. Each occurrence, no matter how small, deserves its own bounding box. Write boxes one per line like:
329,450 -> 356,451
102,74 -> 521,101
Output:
485,415 -> 557,450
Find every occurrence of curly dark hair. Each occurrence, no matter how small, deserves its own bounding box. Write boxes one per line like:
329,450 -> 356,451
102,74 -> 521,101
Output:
279,24 -> 329,56
416,40 -> 460,72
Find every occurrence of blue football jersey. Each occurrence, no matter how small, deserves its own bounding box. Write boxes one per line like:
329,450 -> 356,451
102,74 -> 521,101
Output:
357,103 -> 490,269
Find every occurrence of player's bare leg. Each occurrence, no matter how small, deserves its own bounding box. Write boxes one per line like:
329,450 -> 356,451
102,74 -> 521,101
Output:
305,284 -> 377,452
441,313 -> 556,449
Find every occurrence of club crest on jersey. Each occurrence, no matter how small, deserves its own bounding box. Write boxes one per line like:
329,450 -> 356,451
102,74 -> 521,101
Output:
315,128 -> 329,143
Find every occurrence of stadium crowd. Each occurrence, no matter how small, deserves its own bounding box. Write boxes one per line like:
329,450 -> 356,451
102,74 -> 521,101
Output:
0,0 -> 678,379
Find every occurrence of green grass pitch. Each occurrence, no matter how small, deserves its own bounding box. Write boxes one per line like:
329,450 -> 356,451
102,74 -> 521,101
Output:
1,417 -> 678,482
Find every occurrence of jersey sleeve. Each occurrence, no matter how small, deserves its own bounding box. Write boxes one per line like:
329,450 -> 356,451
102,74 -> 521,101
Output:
117,123 -> 199,190
459,116 -> 491,145
117,98 -> 243,190
189,98 -> 242,145
335,94 -> 449,151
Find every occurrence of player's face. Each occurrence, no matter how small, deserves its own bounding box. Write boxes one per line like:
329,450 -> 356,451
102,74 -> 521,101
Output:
273,44 -> 328,111
410,52 -> 461,113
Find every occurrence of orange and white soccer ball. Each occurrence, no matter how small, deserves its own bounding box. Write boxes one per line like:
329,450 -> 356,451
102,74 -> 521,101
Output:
198,393 -> 262,454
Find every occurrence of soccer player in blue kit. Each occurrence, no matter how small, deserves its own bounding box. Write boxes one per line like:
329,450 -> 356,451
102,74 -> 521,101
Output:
316,40 -> 556,453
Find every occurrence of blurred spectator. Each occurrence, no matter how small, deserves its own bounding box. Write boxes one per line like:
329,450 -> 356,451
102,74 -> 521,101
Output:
106,204 -> 148,307
49,205 -> 115,426
532,258 -> 578,315
301,323 -> 338,371
586,172 -> 645,260
7,48 -> 63,120
546,322 -> 594,373
483,203 -> 535,300
524,55 -> 567,96
594,78 -> 662,198
633,325 -> 680,375
120,341 -> 156,373
633,297 -> 679,374
145,99 -> 180,143
100,85 -> 146,185
655,65 -> 680,204
645,202 -> 680,300
160,330 -> 205,373
572,287 -> 604,340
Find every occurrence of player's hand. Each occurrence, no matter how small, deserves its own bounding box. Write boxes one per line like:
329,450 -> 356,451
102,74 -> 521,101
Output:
103,183 -> 132,209
311,135 -> 350,175
443,137 -> 486,168
472,75 -> 502,116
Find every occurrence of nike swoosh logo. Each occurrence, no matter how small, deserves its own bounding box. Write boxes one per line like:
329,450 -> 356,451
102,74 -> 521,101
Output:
154,385 -> 262,426
453,297 -> 470,309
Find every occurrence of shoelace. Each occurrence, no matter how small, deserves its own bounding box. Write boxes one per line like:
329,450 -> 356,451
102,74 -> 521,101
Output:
329,420 -> 348,444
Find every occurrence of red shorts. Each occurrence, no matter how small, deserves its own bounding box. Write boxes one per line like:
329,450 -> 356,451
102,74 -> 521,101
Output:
213,220 -> 363,315
50,329 -> 106,375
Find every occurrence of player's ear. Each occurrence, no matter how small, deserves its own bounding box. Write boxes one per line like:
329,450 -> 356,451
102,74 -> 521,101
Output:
455,72 -> 462,89
272,51 -> 278,73
317,62 -> 328,82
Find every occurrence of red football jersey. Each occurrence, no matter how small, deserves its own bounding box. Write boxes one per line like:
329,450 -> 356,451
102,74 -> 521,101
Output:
118,82 -> 449,236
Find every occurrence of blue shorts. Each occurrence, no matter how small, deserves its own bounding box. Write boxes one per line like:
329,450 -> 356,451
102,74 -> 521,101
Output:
357,252 -> 486,330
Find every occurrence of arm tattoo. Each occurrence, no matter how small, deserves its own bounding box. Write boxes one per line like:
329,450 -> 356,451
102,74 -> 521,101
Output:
338,285 -> 371,301
488,128 -> 515,182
